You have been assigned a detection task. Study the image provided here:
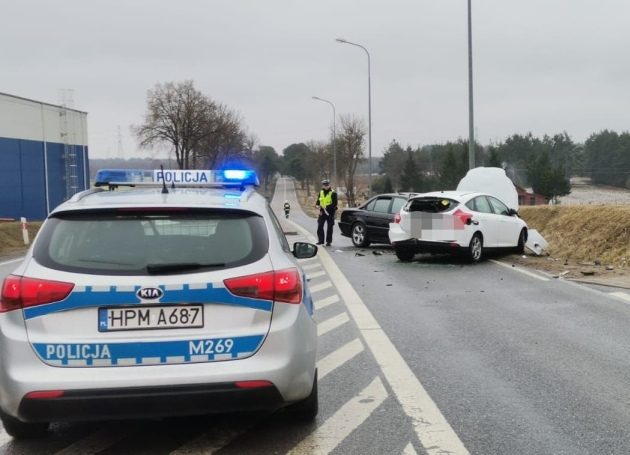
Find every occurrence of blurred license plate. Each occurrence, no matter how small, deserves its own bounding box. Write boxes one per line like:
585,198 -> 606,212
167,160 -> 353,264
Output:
98,305 -> 204,332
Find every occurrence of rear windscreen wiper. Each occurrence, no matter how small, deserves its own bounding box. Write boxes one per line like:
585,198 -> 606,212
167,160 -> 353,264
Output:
146,262 -> 225,274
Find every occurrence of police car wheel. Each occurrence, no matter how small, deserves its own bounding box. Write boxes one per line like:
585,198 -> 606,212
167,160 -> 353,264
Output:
288,371 -> 318,421
0,411 -> 49,439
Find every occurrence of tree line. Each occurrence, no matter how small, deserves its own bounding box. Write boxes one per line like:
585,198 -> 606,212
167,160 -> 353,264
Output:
133,81 -> 630,205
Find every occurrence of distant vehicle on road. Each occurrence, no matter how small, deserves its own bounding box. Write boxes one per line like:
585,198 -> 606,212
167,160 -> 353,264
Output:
389,191 -> 528,262
338,193 -> 416,247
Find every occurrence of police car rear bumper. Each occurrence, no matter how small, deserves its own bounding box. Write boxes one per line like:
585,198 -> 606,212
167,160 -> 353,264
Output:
17,382 -> 284,422
0,304 -> 317,420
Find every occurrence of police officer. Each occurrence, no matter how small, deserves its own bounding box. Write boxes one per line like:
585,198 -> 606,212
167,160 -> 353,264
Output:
283,200 -> 291,218
315,178 -> 338,246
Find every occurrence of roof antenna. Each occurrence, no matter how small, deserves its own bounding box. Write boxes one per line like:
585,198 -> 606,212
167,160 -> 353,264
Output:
160,164 -> 169,194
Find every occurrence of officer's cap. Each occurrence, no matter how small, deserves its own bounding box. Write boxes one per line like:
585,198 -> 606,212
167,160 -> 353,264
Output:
321,178 -> 330,185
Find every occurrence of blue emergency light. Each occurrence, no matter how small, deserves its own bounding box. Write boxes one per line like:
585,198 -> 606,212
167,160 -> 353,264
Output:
94,169 -> 152,186
218,169 -> 260,187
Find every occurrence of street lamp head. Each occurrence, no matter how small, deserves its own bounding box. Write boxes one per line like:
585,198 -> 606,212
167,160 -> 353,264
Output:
312,96 -> 320,100
335,38 -> 348,43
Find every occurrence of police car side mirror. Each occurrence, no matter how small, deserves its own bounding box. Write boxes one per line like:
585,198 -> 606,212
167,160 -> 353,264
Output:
293,242 -> 318,259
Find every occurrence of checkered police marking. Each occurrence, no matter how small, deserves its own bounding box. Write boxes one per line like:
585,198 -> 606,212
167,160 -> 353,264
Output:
23,283 -> 273,320
33,334 -> 265,366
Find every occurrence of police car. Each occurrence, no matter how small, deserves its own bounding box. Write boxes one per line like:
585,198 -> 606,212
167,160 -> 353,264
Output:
0,169 -> 319,438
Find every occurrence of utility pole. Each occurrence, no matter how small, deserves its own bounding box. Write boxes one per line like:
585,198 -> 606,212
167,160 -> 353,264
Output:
467,0 -> 476,170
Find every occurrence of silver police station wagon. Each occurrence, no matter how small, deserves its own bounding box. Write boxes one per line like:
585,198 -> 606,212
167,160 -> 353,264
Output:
0,169 -> 319,438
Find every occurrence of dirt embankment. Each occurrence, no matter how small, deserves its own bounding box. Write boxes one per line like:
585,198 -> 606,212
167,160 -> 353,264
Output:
519,205 -> 630,267
0,221 -> 43,257
509,205 -> 630,286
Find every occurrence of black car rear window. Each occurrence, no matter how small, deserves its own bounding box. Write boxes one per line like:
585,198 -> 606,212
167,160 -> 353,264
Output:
405,197 -> 459,213
34,209 -> 269,275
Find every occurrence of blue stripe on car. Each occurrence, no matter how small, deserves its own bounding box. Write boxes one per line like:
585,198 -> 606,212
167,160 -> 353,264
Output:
33,334 -> 265,366
23,283 -> 273,320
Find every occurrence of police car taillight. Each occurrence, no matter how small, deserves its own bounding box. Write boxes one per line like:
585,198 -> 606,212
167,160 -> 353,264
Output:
224,268 -> 302,304
0,275 -> 74,313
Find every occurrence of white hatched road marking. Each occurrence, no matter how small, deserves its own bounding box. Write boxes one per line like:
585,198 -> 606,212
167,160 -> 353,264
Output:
402,442 -> 419,455
302,263 -> 322,271
310,280 -> 333,294
169,420 -> 256,455
315,294 -> 340,311
307,270 -> 326,280
490,259 -> 550,282
53,428 -> 125,455
297,257 -> 318,264
318,338 -> 365,380
317,312 -> 349,337
0,428 -> 11,447
609,291 -> 630,303
287,377 -> 388,455
287,218 -> 470,455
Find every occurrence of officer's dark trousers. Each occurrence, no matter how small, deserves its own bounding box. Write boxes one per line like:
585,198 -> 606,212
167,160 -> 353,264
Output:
317,212 -> 335,244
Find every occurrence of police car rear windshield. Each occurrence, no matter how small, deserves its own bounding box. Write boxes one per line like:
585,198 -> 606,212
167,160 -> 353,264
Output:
406,197 -> 460,213
34,209 -> 269,275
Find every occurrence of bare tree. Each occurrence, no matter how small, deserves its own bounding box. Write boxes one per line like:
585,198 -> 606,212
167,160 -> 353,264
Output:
196,103 -> 246,168
337,115 -> 366,207
133,81 -> 209,169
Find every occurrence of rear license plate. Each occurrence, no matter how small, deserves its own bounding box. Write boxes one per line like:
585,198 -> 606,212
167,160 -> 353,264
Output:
98,305 -> 204,332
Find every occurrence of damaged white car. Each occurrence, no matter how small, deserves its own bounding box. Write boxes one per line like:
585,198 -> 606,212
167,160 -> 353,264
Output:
388,191 -> 528,262
389,167 -> 531,262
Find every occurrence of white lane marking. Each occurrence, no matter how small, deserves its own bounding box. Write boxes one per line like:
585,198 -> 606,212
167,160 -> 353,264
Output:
609,292 -> 630,303
288,377 -> 388,455
285,218 -> 470,455
302,263 -> 322,271
54,429 -> 125,455
307,270 -> 326,280
402,442 -> 419,455
315,294 -> 340,311
317,312 -> 349,337
310,280 -> 333,294
169,420 -> 256,455
0,257 -> 23,267
0,427 -> 11,446
297,257 -> 319,265
490,259 -> 550,282
318,338 -> 365,380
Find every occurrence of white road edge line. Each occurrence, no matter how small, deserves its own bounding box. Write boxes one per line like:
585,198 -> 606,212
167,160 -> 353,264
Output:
286,218 -> 470,455
402,442 -> 419,455
0,428 -> 11,447
314,294 -> 340,311
317,312 -> 350,337
490,259 -> 550,282
0,258 -> 23,267
287,377 -> 388,455
609,292 -> 630,303
318,338 -> 365,380
53,428 -> 125,455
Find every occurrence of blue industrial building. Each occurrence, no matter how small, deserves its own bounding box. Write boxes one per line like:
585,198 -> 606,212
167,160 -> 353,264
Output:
0,92 -> 89,220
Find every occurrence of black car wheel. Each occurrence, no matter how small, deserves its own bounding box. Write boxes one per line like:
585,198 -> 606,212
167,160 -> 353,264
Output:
516,228 -> 527,254
395,246 -> 415,262
351,222 -> 370,247
467,233 -> 484,263
0,411 -> 49,439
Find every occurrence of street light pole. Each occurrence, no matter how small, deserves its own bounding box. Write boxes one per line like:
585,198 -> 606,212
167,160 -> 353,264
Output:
336,38 -> 372,196
467,0 -> 476,170
312,96 -> 337,187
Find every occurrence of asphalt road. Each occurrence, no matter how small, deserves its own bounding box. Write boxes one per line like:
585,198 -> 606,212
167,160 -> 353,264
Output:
1,178 -> 630,454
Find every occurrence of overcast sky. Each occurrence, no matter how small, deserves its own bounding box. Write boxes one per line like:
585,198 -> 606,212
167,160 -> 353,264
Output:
3,0 -> 630,159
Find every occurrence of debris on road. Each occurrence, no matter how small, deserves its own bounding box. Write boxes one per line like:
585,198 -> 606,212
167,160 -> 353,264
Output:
373,251 -> 382,256
355,252 -> 365,257
581,271 -> 596,276
525,229 -> 549,256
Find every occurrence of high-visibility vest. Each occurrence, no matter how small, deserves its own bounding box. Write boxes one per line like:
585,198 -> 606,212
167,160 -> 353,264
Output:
318,190 -> 334,209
